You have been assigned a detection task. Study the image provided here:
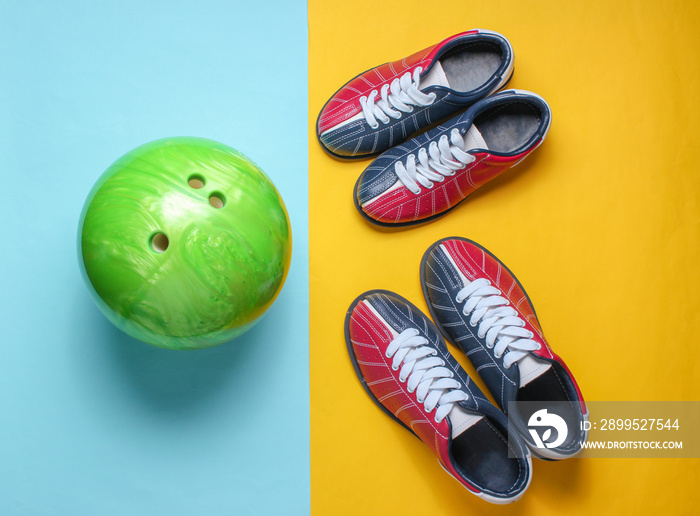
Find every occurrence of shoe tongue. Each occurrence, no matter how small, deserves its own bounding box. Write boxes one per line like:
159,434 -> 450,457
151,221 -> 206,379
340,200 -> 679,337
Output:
420,61 -> 450,89
449,405 -> 484,438
463,124 -> 488,151
517,354 -> 552,387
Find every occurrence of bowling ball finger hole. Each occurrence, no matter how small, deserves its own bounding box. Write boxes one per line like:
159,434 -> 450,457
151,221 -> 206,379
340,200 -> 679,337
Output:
150,232 -> 169,253
188,175 -> 206,189
209,192 -> 226,209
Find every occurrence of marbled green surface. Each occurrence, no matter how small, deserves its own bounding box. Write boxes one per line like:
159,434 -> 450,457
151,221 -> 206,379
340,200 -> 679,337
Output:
79,137 -> 292,349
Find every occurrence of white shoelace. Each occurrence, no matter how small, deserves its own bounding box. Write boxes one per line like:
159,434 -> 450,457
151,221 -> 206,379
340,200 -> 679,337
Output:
359,67 -> 436,129
455,278 -> 541,369
385,327 -> 468,423
394,128 -> 477,195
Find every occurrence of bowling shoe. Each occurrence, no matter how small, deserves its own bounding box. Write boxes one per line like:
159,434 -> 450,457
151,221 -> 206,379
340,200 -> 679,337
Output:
345,290 -> 532,504
317,29 -> 514,159
420,237 -> 588,459
354,89 -> 551,226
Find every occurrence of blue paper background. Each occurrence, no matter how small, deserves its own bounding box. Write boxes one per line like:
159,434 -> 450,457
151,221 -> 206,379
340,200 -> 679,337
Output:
0,1 -> 309,514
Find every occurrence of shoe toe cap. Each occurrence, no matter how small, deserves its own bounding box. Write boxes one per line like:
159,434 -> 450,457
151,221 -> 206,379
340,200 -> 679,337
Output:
355,161 -> 398,205
355,161 -> 408,224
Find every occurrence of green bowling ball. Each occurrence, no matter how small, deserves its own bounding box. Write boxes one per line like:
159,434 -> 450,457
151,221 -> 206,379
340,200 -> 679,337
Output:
78,137 -> 292,350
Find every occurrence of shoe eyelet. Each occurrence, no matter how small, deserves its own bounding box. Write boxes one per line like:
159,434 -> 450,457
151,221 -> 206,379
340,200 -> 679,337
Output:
392,365 -> 399,371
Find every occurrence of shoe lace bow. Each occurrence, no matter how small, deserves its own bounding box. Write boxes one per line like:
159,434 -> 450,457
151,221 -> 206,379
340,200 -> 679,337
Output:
456,278 -> 541,369
394,128 -> 476,195
385,327 -> 468,423
359,67 -> 436,129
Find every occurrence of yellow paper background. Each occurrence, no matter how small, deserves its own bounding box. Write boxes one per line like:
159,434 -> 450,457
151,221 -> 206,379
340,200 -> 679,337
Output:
309,1 -> 700,513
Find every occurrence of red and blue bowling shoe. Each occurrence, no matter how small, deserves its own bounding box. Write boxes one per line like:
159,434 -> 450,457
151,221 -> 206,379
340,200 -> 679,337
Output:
354,89 -> 551,226
420,237 -> 588,459
317,29 -> 514,159
345,290 -> 532,503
